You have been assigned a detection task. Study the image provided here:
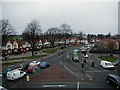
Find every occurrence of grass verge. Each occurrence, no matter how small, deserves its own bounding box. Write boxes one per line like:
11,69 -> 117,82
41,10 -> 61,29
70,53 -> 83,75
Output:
10,55 -> 47,60
99,56 -> 117,62
42,48 -> 60,54
3,61 -> 23,66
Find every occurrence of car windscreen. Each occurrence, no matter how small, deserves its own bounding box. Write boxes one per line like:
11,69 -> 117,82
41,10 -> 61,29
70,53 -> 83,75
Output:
41,63 -> 46,65
107,63 -> 113,66
28,68 -> 34,69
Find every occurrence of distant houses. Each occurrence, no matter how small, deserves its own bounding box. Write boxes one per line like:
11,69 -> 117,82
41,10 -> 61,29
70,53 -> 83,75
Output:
2,38 -> 88,56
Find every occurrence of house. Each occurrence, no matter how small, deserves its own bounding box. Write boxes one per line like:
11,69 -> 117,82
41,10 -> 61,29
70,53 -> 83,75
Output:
54,39 -> 60,46
70,38 -> 81,45
6,41 -> 13,54
43,40 -> 50,48
35,40 -> 43,50
12,41 -> 19,54
2,41 -> 13,56
18,40 -> 31,53
25,41 -> 31,51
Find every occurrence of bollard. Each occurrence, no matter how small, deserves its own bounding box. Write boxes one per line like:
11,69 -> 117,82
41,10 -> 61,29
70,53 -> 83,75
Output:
91,61 -> 94,68
81,63 -> 84,68
26,76 -> 30,82
84,59 -> 86,63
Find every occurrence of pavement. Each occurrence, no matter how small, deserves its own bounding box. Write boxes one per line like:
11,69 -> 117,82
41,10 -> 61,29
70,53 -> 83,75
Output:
29,63 -> 74,82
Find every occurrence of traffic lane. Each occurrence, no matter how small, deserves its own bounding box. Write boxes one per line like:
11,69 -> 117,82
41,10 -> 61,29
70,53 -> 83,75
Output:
43,48 -> 75,65
24,81 -> 115,89
61,60 -> 117,89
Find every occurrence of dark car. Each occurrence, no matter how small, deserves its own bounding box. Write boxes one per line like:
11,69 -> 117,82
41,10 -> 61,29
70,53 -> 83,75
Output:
38,62 -> 49,68
3,68 -> 14,76
19,64 -> 29,70
106,74 -> 120,89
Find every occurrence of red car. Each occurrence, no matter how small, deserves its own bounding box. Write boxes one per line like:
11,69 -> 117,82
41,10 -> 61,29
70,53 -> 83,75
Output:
27,66 -> 35,73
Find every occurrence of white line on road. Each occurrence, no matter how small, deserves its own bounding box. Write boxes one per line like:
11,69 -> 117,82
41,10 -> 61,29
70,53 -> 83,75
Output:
86,74 -> 92,80
77,82 -> 79,90
60,61 -> 79,77
43,85 -> 67,88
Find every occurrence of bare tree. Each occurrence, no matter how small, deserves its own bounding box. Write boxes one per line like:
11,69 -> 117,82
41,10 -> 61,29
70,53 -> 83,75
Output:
60,23 -> 72,43
78,31 -> 83,39
0,19 -> 16,42
45,27 -> 61,47
60,23 -> 72,34
24,19 -> 42,56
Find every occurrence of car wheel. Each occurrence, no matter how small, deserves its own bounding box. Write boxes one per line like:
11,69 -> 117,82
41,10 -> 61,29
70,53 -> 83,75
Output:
106,80 -> 109,84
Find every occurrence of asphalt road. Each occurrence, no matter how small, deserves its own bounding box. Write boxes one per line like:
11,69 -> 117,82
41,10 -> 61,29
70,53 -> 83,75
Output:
2,46 -> 120,89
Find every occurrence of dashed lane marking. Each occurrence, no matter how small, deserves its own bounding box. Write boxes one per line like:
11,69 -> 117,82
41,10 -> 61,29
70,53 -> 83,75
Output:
43,85 -> 67,88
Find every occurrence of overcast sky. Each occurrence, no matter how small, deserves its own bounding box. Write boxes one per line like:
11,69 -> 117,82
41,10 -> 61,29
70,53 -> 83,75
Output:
1,0 -> 119,35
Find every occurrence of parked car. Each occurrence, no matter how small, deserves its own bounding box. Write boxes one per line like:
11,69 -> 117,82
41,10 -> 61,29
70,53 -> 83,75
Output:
72,54 -> 79,62
6,69 -> 26,80
29,61 -> 41,66
3,68 -> 14,76
106,74 -> 120,89
27,66 -> 35,73
100,61 -> 114,69
38,62 -> 50,68
19,64 -> 29,70
0,86 -> 8,90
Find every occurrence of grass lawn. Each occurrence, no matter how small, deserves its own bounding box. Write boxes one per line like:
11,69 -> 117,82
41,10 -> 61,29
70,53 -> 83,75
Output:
42,48 -> 60,54
10,55 -> 47,60
70,44 -> 81,47
99,56 -> 117,62
3,61 -> 23,66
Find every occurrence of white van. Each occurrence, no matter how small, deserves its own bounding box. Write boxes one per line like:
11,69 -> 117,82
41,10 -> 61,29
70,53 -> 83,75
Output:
7,69 -> 26,80
100,61 -> 114,69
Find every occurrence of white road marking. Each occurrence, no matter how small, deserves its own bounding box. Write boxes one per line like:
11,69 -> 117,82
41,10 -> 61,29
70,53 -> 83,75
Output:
60,61 -> 79,77
77,82 -> 79,90
86,74 -> 92,80
43,85 -> 67,87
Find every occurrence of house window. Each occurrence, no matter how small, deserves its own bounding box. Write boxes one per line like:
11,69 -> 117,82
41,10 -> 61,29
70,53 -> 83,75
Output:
14,45 -> 17,47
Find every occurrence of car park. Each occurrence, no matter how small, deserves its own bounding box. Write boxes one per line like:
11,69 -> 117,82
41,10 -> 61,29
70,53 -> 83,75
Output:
100,61 -> 114,69
6,69 -> 26,80
38,62 -> 50,68
29,61 -> 41,66
106,74 -> 120,89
